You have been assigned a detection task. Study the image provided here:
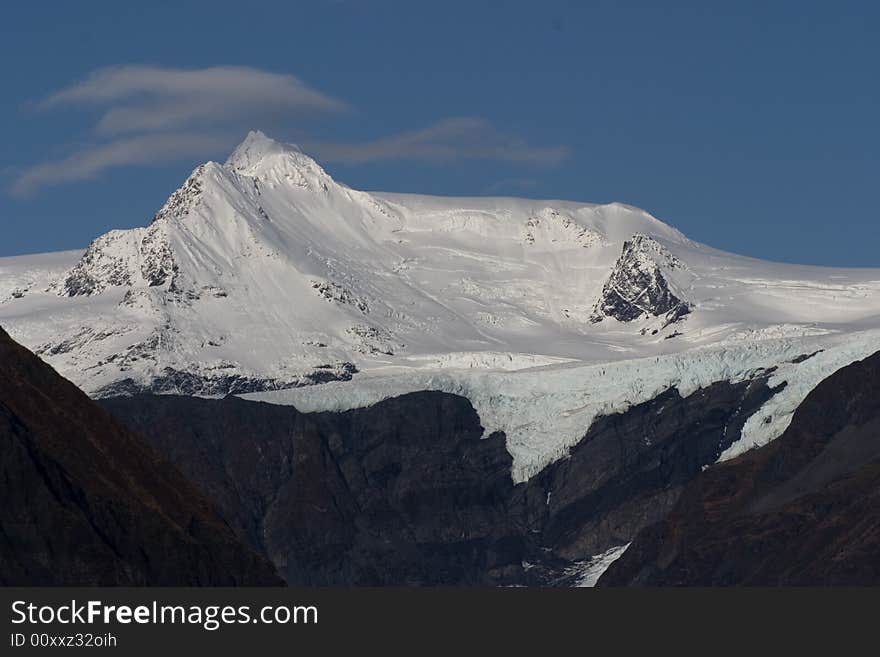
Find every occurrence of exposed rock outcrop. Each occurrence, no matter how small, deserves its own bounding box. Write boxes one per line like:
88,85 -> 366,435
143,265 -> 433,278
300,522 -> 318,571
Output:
591,234 -> 691,325
59,220 -> 177,297
93,362 -> 359,398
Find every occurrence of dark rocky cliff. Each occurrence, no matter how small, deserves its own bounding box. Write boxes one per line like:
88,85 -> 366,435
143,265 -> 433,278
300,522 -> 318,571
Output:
520,376 -> 781,563
102,371 -> 780,585
0,327 -> 281,586
599,350 -> 880,586
102,393 -> 525,585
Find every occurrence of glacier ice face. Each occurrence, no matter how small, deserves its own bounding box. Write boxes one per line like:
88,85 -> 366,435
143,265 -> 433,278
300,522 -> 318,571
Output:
247,328 -> 880,482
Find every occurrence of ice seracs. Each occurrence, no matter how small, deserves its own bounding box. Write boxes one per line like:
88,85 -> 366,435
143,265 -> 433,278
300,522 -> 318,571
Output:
2,130 -> 880,479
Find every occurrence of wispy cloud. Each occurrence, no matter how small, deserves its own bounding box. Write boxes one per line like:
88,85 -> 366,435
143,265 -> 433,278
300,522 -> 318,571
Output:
305,118 -> 570,166
40,65 -> 346,135
11,134 -> 229,197
12,65 -> 345,196
13,68 -> 570,197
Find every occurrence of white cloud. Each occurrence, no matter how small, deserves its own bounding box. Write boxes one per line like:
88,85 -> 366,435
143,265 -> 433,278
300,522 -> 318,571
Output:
13,68 -> 570,196
305,117 -> 570,166
41,65 -> 346,135
13,65 -> 346,195
12,134 -> 229,197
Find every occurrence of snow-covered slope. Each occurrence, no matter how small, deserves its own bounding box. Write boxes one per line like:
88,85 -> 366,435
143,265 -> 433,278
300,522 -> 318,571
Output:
3,131 -> 880,477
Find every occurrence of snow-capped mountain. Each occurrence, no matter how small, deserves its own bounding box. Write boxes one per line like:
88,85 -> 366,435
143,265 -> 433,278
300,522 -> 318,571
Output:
3,130 -> 880,478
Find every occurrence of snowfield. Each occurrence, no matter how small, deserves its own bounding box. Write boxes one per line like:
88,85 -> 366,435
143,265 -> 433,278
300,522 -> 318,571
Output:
2,131 -> 879,480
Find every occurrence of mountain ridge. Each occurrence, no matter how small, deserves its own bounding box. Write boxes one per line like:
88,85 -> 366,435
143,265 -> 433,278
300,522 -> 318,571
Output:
0,326 -> 282,585
598,349 -> 880,586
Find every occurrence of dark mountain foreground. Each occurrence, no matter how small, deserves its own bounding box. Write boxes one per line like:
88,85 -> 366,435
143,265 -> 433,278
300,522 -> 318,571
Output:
599,350 -> 880,586
8,318 -> 871,587
102,373 -> 779,585
0,327 -> 281,585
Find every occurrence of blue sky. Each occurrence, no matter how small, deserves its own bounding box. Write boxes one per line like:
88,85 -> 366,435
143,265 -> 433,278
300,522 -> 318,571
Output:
2,0 -> 878,265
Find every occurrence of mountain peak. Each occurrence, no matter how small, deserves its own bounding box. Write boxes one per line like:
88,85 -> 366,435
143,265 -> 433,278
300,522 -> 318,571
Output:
224,130 -> 333,192
225,130 -> 303,172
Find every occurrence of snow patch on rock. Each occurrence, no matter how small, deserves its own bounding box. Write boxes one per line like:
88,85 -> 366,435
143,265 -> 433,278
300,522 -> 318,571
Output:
720,333 -> 880,461
565,543 -> 631,587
